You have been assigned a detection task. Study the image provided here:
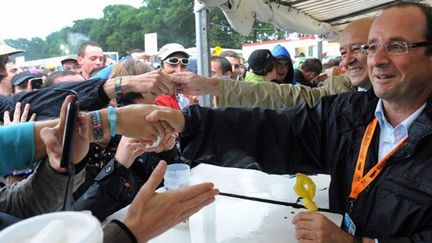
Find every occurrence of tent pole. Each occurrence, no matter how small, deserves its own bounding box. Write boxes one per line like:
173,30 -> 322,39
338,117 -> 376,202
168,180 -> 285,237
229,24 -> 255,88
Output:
317,38 -> 323,61
195,5 -> 212,107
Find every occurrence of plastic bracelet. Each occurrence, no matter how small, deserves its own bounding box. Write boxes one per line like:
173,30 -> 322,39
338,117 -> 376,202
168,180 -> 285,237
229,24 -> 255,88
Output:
90,111 -> 103,140
107,106 -> 117,137
114,77 -> 122,99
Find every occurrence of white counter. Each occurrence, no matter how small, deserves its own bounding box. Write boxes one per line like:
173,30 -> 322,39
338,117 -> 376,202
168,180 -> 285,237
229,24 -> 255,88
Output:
106,164 -> 342,243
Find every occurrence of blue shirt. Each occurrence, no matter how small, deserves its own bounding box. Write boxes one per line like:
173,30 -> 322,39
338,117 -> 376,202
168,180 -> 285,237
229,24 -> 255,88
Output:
375,99 -> 426,160
0,122 -> 35,175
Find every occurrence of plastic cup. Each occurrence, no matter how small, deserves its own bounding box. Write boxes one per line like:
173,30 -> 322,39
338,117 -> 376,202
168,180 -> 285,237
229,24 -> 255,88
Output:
164,163 -> 191,191
0,211 -> 102,243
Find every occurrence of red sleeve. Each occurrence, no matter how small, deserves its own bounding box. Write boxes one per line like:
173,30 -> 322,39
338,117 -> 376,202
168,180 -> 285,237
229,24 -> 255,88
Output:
154,95 -> 181,110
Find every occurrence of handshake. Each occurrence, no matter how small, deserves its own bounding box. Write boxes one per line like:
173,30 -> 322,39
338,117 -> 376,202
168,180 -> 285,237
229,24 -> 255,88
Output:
40,96 -> 187,169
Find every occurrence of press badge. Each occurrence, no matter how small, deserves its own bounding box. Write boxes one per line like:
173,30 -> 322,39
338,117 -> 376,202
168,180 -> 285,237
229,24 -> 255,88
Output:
343,213 -> 356,235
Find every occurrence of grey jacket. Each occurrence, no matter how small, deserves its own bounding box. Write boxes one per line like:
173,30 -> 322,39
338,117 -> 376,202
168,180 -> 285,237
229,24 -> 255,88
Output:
0,160 -> 85,219
218,75 -> 355,109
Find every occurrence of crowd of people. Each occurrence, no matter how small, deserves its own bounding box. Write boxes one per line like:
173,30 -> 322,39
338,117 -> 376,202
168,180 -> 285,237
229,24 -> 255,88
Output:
0,1 -> 431,242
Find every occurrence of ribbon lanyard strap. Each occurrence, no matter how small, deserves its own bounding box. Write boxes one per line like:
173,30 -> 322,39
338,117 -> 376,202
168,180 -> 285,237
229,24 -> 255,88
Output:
349,118 -> 408,200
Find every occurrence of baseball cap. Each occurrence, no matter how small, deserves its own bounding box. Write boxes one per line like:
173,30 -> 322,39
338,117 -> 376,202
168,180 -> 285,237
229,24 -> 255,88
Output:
247,49 -> 275,73
61,55 -> 78,65
158,43 -> 189,61
12,71 -> 39,86
0,39 -> 24,56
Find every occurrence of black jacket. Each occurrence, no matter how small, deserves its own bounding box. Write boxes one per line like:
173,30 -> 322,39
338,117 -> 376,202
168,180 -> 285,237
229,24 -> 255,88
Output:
0,78 -> 110,121
179,90 -> 432,242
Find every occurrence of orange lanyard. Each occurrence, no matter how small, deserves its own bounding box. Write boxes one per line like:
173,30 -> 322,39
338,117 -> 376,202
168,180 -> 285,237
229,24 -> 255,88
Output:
349,118 -> 408,200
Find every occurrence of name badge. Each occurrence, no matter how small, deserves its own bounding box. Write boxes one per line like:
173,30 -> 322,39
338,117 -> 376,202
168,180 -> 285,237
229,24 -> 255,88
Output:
343,213 -> 356,235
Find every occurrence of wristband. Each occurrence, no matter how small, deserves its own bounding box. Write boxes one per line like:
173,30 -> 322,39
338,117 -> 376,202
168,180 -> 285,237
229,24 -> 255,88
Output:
107,106 -> 117,137
114,77 -> 123,99
90,111 -> 103,140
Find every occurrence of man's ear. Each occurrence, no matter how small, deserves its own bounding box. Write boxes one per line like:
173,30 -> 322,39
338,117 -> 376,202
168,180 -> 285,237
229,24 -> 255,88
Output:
225,71 -> 233,79
76,56 -> 83,65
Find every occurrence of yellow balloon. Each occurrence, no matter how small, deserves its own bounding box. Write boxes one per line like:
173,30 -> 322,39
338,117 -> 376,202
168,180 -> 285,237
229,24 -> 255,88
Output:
213,46 -> 223,56
294,173 -> 317,212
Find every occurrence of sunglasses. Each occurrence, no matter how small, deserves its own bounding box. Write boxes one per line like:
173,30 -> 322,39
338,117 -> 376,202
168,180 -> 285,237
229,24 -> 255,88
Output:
164,57 -> 190,66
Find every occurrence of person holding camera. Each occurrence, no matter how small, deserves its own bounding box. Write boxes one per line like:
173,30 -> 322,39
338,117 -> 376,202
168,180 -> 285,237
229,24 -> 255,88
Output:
11,71 -> 43,94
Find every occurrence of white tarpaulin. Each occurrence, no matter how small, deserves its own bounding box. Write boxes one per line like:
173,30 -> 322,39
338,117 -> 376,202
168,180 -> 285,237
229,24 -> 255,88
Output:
197,0 -> 336,38
196,0 -> 432,39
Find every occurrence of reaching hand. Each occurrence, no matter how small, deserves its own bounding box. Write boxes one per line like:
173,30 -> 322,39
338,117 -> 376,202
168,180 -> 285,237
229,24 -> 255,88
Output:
115,136 -> 149,169
145,108 -> 185,134
116,104 -> 177,141
170,72 -> 219,96
123,160 -> 218,242
130,69 -> 176,95
3,102 -> 36,125
40,95 -> 89,173
292,212 -> 353,243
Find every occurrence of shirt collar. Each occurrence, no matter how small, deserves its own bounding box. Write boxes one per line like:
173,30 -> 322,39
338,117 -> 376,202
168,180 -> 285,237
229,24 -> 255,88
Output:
374,99 -> 426,131
357,86 -> 368,92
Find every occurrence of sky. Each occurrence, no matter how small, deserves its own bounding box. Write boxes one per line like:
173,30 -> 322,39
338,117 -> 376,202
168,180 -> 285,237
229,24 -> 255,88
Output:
1,0 -> 144,40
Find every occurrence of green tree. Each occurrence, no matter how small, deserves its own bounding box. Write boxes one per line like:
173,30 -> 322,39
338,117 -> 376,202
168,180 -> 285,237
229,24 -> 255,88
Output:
5,2 -> 288,61
140,0 -> 195,48
91,5 -> 143,56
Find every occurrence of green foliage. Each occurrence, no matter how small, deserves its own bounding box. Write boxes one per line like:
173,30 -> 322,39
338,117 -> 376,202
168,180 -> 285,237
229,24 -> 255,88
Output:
5,1 -> 287,61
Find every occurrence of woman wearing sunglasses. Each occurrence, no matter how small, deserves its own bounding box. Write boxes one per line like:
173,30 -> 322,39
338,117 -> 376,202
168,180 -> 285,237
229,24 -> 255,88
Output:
155,43 -> 197,110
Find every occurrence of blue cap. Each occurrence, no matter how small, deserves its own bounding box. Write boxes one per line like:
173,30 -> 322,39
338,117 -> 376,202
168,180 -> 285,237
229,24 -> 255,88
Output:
271,44 -> 291,60
11,71 -> 39,86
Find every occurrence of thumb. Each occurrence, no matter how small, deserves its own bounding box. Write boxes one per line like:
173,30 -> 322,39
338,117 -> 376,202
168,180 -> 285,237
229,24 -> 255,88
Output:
137,160 -> 167,197
40,127 -> 62,161
77,114 -> 89,139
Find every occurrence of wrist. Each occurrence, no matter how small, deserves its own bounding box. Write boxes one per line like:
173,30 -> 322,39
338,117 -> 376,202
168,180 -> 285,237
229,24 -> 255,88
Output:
119,76 -> 133,94
89,111 -> 104,141
107,106 -> 118,137
209,77 -> 220,96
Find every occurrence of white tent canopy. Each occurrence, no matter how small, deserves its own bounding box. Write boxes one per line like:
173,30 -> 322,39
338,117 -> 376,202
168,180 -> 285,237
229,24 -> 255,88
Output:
195,0 -> 431,39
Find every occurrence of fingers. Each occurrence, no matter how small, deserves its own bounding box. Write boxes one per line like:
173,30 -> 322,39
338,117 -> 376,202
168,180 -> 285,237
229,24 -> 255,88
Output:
20,103 -> 31,122
160,121 -> 175,134
13,102 -> 22,123
141,160 -> 168,193
293,211 -> 328,225
3,111 -> 11,125
29,113 -> 37,121
295,228 -> 317,241
77,114 -> 89,139
3,103 -> 36,125
178,195 -> 216,222
146,109 -> 184,133
40,127 -> 63,172
170,72 -> 193,84
152,121 -> 165,136
176,182 -> 217,202
156,69 -> 175,94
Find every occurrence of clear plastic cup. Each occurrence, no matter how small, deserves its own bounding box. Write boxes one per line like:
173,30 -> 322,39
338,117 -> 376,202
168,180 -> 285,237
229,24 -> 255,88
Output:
164,163 -> 191,191
164,163 -> 191,227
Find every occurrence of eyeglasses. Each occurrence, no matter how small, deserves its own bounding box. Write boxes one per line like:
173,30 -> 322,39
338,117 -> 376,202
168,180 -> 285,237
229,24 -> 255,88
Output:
340,44 -> 364,58
164,57 -> 189,66
361,40 -> 432,56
